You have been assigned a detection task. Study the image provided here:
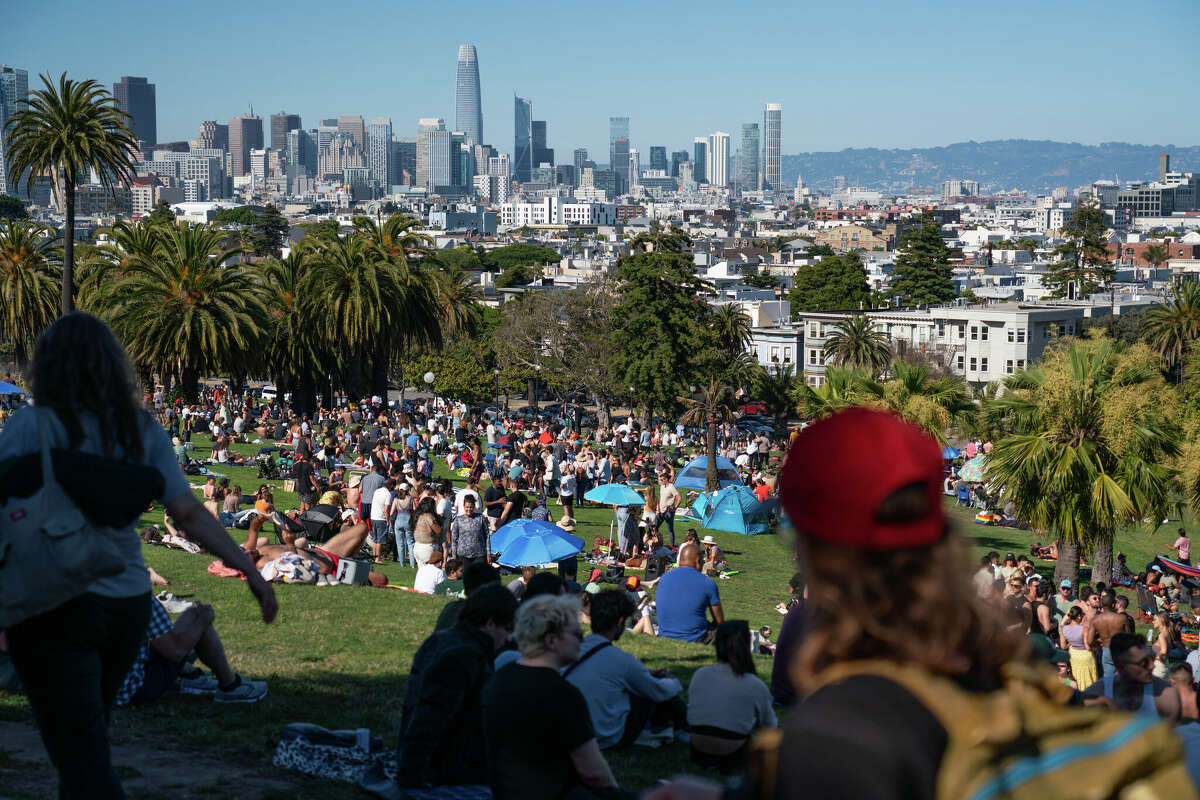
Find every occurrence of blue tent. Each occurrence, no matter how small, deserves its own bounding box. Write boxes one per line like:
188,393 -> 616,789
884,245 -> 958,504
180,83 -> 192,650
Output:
675,455 -> 742,491
700,485 -> 771,535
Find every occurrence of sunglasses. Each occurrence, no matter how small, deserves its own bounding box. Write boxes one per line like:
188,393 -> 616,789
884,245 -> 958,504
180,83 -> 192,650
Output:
1119,656 -> 1154,671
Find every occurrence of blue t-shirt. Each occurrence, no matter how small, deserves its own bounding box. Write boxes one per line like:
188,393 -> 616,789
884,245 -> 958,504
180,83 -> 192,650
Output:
655,567 -> 721,642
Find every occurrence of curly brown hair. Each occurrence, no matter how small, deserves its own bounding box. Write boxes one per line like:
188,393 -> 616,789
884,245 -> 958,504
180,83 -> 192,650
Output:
792,530 -> 1024,694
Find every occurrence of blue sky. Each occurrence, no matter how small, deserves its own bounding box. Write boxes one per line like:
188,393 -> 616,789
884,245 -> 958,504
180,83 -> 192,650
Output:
6,0 -> 1197,159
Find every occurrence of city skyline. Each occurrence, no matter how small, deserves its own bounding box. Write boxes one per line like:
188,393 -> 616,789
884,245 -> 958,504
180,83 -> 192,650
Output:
7,0 -> 1197,159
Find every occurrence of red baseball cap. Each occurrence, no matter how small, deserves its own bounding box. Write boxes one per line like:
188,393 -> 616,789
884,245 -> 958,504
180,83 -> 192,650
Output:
779,408 -> 945,550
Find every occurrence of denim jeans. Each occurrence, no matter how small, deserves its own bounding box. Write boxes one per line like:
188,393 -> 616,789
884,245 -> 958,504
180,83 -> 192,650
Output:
655,508 -> 677,545
393,513 -> 414,567
7,592 -> 150,800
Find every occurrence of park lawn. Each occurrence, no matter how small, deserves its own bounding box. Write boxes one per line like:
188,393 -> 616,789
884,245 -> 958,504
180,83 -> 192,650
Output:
0,432 -> 1191,797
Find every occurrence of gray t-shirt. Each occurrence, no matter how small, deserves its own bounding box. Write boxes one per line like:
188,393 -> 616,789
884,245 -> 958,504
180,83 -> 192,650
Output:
0,406 -> 191,598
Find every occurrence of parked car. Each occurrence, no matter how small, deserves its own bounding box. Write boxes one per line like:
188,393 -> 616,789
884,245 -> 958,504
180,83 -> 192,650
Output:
261,384 -> 278,402
738,401 -> 767,415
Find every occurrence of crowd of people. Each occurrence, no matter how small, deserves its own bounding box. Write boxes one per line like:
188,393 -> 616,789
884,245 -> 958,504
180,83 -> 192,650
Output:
10,314 -> 1200,800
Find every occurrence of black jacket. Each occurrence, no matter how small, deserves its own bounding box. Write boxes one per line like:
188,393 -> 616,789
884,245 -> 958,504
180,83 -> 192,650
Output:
396,621 -> 495,787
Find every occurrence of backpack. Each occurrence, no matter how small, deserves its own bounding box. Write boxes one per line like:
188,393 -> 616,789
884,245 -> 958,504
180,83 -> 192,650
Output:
747,660 -> 1197,800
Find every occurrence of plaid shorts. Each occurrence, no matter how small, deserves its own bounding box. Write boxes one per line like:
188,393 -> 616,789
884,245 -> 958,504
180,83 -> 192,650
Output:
369,519 -> 392,545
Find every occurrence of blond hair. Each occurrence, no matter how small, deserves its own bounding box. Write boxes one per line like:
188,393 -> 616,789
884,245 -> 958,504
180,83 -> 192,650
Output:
514,595 -> 581,658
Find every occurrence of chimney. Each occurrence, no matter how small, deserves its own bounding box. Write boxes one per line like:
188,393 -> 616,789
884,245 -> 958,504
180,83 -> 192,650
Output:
1160,153 -> 1170,183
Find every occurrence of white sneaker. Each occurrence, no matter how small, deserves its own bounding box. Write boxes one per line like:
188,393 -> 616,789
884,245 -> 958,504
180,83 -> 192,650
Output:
633,730 -> 663,748
215,676 -> 268,703
156,591 -> 195,614
180,673 -> 219,695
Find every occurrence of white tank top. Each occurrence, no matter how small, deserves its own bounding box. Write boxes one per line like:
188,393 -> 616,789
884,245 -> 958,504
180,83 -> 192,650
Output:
1102,675 -> 1159,718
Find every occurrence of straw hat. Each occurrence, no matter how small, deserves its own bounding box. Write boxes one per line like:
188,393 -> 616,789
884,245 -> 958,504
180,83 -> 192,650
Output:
701,535 -> 718,546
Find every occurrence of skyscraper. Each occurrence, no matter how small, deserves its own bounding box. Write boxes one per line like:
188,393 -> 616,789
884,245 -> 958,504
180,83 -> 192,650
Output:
763,103 -> 782,190
649,146 -> 667,173
612,138 -> 630,194
286,129 -> 317,177
532,120 -> 553,168
513,96 -> 533,183
270,112 -> 301,152
707,132 -> 729,187
367,117 -> 393,190
416,118 -> 447,190
455,44 -> 483,146
0,65 -> 29,197
196,120 -> 228,152
338,115 -> 366,150
228,113 -> 263,178
629,149 -> 640,187
670,150 -> 688,178
113,76 -> 156,147
740,123 -> 760,192
609,117 -> 629,175
693,137 -> 708,184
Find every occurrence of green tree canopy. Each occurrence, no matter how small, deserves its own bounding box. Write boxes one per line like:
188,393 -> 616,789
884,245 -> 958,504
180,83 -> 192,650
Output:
479,243 -> 560,272
886,214 -> 956,306
788,252 -> 871,314
1043,200 -> 1112,299
0,195 -> 28,220
494,263 -> 543,288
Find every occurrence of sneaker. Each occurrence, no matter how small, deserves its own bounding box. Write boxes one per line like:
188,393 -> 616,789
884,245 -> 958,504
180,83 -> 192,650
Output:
156,591 -> 195,614
215,675 -> 268,703
180,673 -> 219,695
633,730 -> 663,748
316,574 -> 330,586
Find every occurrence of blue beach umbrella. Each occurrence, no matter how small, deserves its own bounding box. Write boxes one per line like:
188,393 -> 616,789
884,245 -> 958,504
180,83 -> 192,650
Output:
0,382 -> 24,395
942,446 -> 960,459
583,483 -> 646,506
491,518 -> 585,567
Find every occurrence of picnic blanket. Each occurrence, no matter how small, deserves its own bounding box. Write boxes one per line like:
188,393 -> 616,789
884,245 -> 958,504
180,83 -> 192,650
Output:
207,560 -> 247,580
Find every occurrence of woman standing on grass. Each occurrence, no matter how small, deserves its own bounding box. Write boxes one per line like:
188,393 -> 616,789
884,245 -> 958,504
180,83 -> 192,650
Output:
0,313 -> 277,800
1060,606 -> 1097,689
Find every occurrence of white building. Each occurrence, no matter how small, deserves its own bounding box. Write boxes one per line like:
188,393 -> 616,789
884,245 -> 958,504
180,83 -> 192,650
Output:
499,197 -> 616,227
707,132 -> 729,187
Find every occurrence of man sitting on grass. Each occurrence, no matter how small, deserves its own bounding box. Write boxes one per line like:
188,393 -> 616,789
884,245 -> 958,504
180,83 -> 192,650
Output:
115,597 -> 267,705
655,542 -> 724,644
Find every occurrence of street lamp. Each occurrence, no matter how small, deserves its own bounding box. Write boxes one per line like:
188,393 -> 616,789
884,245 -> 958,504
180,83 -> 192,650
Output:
531,365 -> 542,411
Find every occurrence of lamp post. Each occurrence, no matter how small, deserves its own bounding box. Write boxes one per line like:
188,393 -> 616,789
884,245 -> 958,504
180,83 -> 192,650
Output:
493,368 -> 500,406
531,365 -> 542,412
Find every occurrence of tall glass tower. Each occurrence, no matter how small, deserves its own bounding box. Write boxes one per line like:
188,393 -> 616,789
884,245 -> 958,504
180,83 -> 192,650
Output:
763,103 -> 782,190
0,65 -> 29,197
740,123 -> 760,192
455,45 -> 483,146
513,96 -> 533,183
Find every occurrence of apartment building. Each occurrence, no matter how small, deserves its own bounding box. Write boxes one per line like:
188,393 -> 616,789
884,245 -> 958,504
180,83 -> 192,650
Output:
796,302 -> 1088,387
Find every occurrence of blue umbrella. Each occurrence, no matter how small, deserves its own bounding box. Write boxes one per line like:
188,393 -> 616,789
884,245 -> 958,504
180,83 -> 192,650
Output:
491,519 -> 584,567
583,483 -> 646,506
942,446 -> 960,460
0,381 -> 24,395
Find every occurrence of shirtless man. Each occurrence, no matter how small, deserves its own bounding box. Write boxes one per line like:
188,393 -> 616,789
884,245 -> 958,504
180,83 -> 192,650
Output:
1082,633 -> 1181,722
1171,663 -> 1199,721
250,503 -> 371,578
1084,593 -> 1128,677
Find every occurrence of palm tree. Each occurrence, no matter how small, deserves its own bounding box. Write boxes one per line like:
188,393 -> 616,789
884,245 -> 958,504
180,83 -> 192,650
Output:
353,213 -> 433,266
986,339 -> 1179,586
102,224 -> 264,400
258,250 -> 329,413
824,315 -> 891,376
1142,243 -> 1168,270
4,73 -> 137,315
796,366 -> 863,420
431,266 -> 483,337
856,359 -> 973,444
78,218 -> 163,312
710,303 -> 753,362
678,379 -> 737,492
0,218 -> 61,373
1141,280 -> 1200,382
753,364 -> 798,431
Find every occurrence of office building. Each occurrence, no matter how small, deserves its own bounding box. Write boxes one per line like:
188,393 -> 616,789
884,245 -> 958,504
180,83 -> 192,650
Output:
707,132 -> 729,187
367,117 -> 393,190
487,153 -> 511,178
513,96 -> 533,183
629,149 -> 640,187
693,137 -> 708,184
609,117 -> 629,148
740,123 -> 759,192
649,146 -> 667,174
573,148 -> 588,184
592,169 -> 620,198
612,137 -> 630,193
318,132 -> 365,179
416,119 -> 450,191
556,165 -> 575,186
250,148 -> 268,184
195,120 -> 228,152
450,131 -> 472,189
286,129 -> 318,178
270,112 -> 300,153
113,76 -> 156,147
393,138 -> 417,186
670,150 -> 688,178
763,103 -> 781,190
941,179 -> 980,200
532,120 -> 553,168
0,65 -> 29,197
455,44 -> 483,146
228,113 -> 263,178
337,115 -> 366,150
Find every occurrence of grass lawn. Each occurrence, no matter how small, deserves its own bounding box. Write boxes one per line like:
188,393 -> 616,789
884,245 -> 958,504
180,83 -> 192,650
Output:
0,432 -> 1190,797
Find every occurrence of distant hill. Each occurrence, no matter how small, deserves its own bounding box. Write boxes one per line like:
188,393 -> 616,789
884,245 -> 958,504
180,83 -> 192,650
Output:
780,140 -> 1200,194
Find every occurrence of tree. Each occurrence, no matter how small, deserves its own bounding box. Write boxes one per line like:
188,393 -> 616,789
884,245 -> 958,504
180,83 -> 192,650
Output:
258,250 -> 328,413
145,199 -> 175,227
753,365 -> 798,430
823,315 -> 891,376
886,214 -> 955,307
0,218 -> 60,373
678,379 -> 737,492
1142,243 -> 1168,270
1141,280 -> 1200,382
612,245 -> 715,423
710,304 -> 753,364
102,223 -> 264,400
805,243 -> 836,258
796,366 -> 863,419
788,252 -> 871,314
213,204 -> 289,258
494,263 -> 542,288
437,246 -> 483,272
1043,200 -> 1112,302
0,195 -> 27,220
396,339 -> 496,404
856,359 -> 973,444
478,243 -> 560,273
741,269 -> 780,289
4,73 -> 137,315
986,338 -> 1179,587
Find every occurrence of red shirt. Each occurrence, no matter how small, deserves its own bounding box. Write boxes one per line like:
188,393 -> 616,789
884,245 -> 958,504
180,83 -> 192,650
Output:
754,484 -> 771,502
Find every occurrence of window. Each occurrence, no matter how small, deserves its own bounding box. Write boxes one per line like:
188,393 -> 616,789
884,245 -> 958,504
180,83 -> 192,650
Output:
808,322 -> 818,338
1058,324 -> 1066,336
1006,360 -> 1014,374
956,354 -> 964,371
969,357 -> 977,371
970,326 -> 978,340
980,325 -> 989,341
937,323 -> 946,338
1007,329 -> 1014,343
808,349 -> 821,365
1017,328 -> 1025,343
1017,359 -> 1025,369
981,358 -> 989,372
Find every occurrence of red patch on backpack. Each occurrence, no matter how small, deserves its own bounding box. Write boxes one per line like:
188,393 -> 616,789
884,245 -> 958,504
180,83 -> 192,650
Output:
9,508 -> 26,522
